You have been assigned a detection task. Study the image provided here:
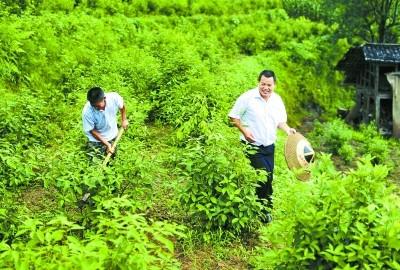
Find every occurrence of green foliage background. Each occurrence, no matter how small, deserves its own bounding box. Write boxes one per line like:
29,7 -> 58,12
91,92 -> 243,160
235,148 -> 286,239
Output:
0,0 -> 399,269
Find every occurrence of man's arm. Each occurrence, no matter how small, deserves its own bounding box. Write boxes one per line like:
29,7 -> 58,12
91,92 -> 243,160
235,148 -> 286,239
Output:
90,129 -> 114,154
120,105 -> 129,129
229,117 -> 256,143
278,122 -> 296,135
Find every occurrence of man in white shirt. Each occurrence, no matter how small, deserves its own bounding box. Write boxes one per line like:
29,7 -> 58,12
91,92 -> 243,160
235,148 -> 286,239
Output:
82,87 -> 129,161
229,70 -> 296,218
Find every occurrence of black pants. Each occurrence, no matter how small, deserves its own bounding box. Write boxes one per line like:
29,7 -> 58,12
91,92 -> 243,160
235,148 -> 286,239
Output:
244,142 -> 275,208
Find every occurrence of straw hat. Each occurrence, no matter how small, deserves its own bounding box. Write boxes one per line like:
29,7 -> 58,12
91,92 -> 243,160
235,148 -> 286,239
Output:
284,132 -> 314,181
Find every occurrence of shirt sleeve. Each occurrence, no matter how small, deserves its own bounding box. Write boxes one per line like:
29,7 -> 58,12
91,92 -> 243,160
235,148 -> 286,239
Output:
82,110 -> 95,133
228,94 -> 247,119
112,92 -> 124,109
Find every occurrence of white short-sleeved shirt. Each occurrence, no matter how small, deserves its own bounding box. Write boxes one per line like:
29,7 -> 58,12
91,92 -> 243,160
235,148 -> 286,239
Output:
228,88 -> 287,146
82,92 -> 124,142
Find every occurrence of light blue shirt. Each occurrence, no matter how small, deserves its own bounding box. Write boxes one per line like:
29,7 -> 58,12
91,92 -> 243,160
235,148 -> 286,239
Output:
229,88 -> 287,146
82,92 -> 124,142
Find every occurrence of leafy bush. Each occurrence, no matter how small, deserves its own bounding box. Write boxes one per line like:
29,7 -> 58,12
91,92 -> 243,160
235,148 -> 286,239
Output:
337,144 -> 355,164
310,119 -> 354,154
0,191 -> 21,242
282,0 -> 324,21
177,128 -> 263,234
0,197 -> 185,269
358,124 -> 391,165
232,24 -> 265,55
310,119 -> 392,167
254,155 -> 400,269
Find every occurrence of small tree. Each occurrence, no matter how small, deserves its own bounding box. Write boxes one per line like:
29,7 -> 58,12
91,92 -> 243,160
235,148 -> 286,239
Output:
339,0 -> 400,43
283,0 -> 400,43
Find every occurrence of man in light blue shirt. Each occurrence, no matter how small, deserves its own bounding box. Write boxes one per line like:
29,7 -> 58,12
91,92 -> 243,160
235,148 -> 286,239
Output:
82,87 -> 128,160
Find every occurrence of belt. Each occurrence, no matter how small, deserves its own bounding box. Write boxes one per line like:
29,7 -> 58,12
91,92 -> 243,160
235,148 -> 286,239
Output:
241,140 -> 273,148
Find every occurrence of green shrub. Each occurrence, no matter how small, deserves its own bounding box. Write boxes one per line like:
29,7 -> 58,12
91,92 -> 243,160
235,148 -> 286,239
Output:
282,0 -> 324,21
357,124 -> 391,165
254,155 -> 400,269
232,24 -> 265,55
309,120 -> 392,168
0,191 -> 21,242
0,198 -> 185,269
177,129 -> 263,234
338,144 -> 355,164
40,0 -> 75,12
310,119 -> 354,154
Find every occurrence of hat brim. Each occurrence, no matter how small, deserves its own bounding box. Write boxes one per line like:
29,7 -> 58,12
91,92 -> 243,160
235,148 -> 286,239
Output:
284,132 -> 314,181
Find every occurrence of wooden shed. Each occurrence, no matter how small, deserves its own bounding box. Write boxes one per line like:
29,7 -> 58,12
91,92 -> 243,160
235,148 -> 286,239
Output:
337,43 -> 400,138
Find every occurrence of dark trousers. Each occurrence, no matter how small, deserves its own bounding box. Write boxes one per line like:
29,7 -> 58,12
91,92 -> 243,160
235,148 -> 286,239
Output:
86,138 -> 116,162
244,142 -> 275,208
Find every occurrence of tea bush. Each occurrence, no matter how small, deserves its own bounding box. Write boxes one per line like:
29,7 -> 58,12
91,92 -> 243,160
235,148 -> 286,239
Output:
357,124 -> 391,165
283,0 -> 324,21
337,143 -> 356,164
0,191 -> 21,242
311,119 -> 354,154
254,155 -> 400,269
0,198 -> 185,269
310,119 -> 392,167
177,124 -> 264,234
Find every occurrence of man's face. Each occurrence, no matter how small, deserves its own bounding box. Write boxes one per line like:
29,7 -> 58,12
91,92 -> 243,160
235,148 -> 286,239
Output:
258,75 -> 275,100
92,97 -> 106,111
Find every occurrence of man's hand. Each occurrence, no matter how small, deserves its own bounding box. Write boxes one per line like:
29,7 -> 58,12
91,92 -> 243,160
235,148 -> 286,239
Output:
122,119 -> 129,129
243,129 -> 256,143
287,128 -> 296,135
106,142 -> 114,154
229,117 -> 256,143
90,129 -> 115,154
278,122 -> 296,136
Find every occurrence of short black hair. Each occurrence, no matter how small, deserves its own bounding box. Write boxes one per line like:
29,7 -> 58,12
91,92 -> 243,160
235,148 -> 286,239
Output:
87,87 -> 104,105
258,70 -> 276,82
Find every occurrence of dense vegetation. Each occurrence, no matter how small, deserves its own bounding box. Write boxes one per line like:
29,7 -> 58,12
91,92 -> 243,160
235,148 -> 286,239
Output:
283,0 -> 400,43
1,0 -> 399,269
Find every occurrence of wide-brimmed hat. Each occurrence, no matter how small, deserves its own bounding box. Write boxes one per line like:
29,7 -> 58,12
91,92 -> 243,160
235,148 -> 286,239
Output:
284,132 -> 315,181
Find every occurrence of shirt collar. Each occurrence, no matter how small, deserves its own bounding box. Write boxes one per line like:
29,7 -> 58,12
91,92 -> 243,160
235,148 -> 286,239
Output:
252,88 -> 275,101
89,104 -> 105,113
250,88 -> 262,99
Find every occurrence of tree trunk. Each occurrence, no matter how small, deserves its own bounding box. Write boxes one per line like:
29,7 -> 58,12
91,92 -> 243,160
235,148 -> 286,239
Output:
378,18 -> 387,42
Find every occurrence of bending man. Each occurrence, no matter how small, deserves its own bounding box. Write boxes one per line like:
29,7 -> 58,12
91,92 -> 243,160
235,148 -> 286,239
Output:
82,86 -> 129,161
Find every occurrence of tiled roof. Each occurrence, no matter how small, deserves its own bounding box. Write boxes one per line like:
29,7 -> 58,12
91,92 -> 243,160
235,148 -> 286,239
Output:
336,43 -> 400,83
337,43 -> 400,70
362,43 -> 400,62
